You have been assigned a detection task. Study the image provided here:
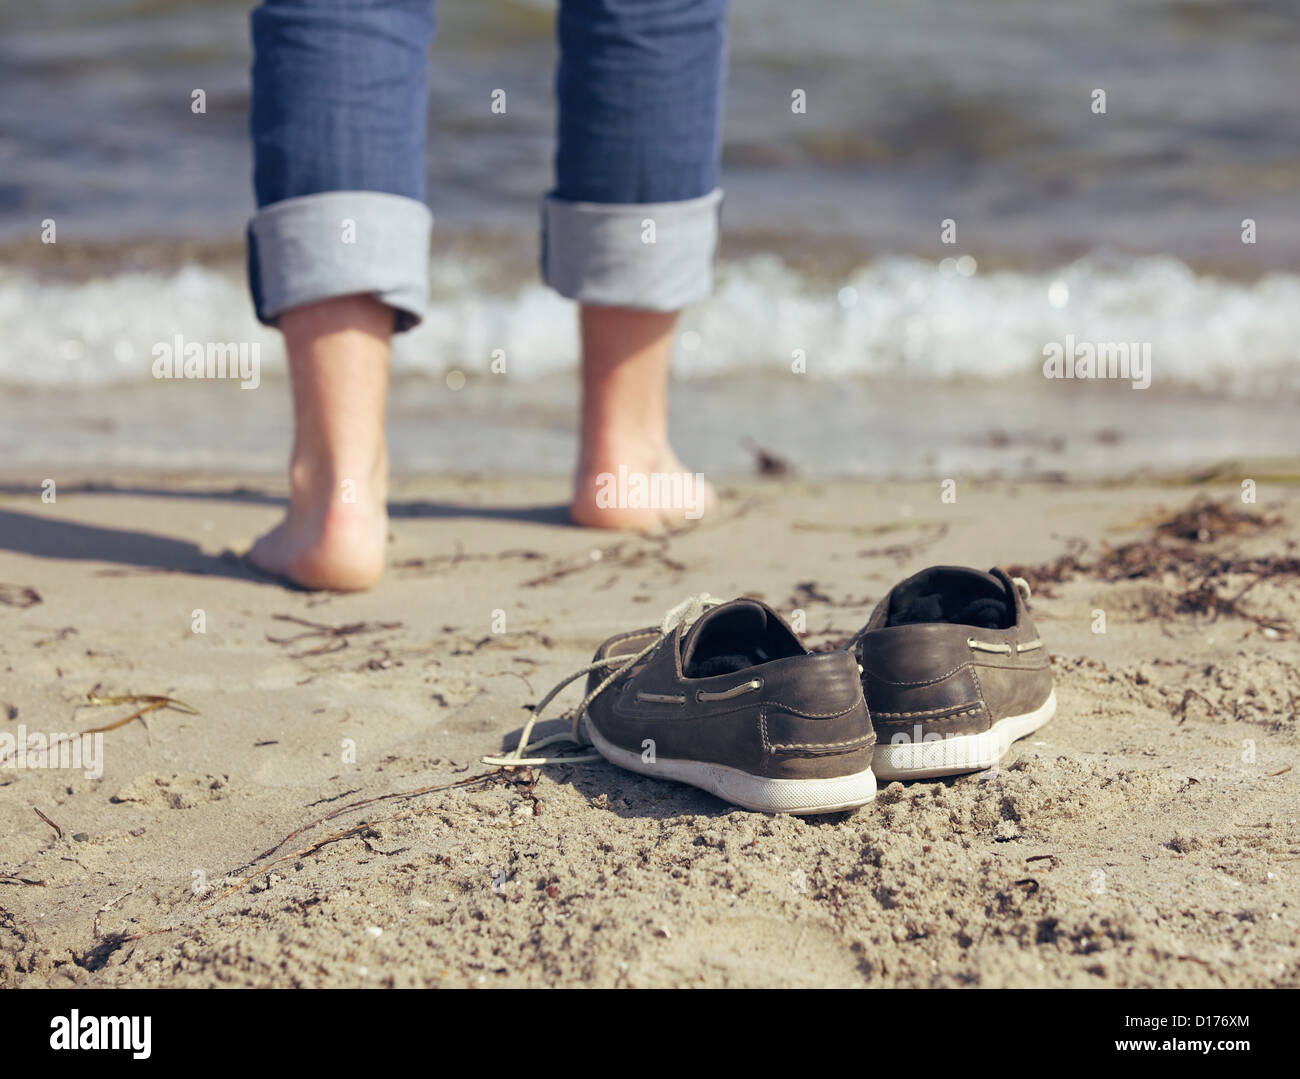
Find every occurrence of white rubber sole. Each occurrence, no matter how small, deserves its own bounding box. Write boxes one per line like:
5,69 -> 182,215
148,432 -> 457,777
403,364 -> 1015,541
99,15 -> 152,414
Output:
872,689 -> 1057,780
584,715 -> 877,815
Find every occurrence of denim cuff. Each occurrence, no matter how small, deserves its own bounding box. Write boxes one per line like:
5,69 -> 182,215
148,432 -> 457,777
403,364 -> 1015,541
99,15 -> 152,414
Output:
541,188 -> 723,310
248,191 -> 432,332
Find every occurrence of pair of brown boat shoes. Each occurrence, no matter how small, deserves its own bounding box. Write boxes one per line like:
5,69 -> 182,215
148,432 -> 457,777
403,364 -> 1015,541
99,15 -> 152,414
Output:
493,566 -> 1056,814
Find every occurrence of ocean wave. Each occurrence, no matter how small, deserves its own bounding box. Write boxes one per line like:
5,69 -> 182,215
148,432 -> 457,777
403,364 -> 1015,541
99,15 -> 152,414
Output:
1,254 -> 1297,394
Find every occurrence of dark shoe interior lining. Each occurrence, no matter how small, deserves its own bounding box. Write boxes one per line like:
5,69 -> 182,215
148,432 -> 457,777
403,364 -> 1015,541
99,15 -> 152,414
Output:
690,653 -> 756,677
684,608 -> 803,678
886,571 -> 1013,630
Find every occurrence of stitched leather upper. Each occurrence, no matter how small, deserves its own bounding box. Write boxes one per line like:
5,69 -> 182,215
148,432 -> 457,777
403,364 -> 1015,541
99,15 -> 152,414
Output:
851,566 -> 1053,737
587,601 -> 875,779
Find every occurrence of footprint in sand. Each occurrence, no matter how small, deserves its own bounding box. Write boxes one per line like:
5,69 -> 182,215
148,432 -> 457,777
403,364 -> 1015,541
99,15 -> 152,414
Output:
111,773 -> 229,810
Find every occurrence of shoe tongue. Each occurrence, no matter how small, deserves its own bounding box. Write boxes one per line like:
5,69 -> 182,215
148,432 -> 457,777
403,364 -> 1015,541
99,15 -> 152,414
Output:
680,599 -> 770,672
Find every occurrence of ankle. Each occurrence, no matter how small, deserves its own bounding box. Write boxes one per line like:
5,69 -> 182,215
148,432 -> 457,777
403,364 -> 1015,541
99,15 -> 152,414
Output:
289,445 -> 388,509
578,431 -> 671,473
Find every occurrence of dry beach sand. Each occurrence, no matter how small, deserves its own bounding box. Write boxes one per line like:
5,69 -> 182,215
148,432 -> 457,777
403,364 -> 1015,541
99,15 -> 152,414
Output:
1,471 -> 1297,988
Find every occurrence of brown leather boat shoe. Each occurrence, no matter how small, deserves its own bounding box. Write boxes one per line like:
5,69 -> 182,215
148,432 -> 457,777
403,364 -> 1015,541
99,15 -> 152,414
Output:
583,597 -> 877,813
847,566 -> 1056,779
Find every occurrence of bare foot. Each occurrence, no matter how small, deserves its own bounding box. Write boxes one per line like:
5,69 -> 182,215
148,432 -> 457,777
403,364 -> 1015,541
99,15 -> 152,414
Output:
248,451 -> 388,591
569,304 -> 717,531
570,444 -> 716,531
245,294 -> 393,591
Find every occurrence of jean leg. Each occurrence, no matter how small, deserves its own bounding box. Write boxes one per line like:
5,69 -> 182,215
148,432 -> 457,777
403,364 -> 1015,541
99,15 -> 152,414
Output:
247,0 -> 436,330
544,0 -> 730,310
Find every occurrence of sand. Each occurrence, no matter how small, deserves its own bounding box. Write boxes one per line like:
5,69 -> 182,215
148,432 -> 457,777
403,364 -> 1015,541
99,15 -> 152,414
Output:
0,471 -> 1297,988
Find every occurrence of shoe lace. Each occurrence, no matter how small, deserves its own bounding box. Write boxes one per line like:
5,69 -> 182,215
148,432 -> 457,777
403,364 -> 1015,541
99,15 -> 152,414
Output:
482,592 -> 721,767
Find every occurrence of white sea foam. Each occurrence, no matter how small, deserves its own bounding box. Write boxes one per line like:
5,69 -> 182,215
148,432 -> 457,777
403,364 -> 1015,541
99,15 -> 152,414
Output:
2,255 -> 1297,394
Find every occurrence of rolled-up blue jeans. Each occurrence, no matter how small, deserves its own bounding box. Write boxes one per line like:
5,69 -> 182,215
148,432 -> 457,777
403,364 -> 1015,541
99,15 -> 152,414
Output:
248,0 -> 729,332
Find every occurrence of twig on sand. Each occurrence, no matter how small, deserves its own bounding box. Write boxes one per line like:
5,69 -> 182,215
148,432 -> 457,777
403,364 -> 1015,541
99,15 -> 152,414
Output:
79,692 -> 199,734
52,769 -> 511,952
305,787 -> 362,808
267,614 -> 403,643
0,692 -> 199,768
56,770 -> 524,951
231,769 -> 504,878
391,546 -> 545,576
1173,688 -> 1216,724
33,807 -> 63,841
857,522 -> 950,563
489,668 -> 537,697
207,824 -> 376,907
242,772 -> 498,868
94,882 -> 144,940
209,770 -> 507,907
266,614 -> 403,658
1266,765 -> 1292,778
522,537 -> 685,588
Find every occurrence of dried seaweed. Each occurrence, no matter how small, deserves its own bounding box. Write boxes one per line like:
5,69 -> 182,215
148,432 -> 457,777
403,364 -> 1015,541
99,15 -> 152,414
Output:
266,614 -> 403,658
0,583 -> 41,608
786,581 -> 875,612
1007,497 -> 1297,635
742,438 -> 795,477
858,522 -> 951,563
392,546 -> 545,576
790,581 -> 833,605
1173,688 -> 1217,724
451,628 -> 555,655
1174,576 -> 1291,635
1151,497 -> 1280,543
522,538 -> 685,588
